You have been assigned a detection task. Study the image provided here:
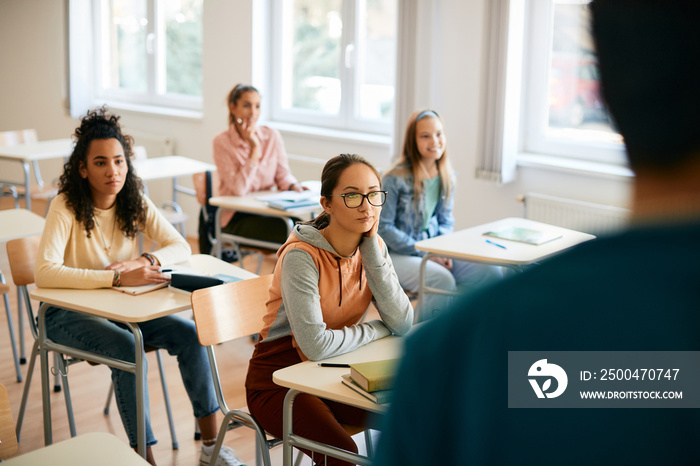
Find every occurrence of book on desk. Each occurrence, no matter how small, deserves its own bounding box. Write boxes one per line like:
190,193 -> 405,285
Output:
483,226 -> 563,246
349,358 -> 399,392
341,374 -> 392,404
256,190 -> 321,211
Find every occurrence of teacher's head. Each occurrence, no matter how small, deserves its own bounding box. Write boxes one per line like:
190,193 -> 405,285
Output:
59,107 -> 145,238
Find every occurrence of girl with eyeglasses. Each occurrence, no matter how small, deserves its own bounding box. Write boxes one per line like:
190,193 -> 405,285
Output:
378,110 -> 503,322
245,154 -> 413,466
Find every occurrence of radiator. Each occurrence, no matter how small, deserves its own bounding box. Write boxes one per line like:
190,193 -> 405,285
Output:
518,192 -> 630,236
129,131 -> 175,158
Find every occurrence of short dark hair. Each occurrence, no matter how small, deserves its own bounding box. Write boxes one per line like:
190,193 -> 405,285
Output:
59,106 -> 146,238
591,0 -> 700,171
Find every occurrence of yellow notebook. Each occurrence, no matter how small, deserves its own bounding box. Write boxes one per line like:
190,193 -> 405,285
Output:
349,359 -> 399,393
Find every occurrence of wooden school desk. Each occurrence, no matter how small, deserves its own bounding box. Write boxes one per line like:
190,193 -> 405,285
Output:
208,191 -> 320,259
414,217 -> 596,316
273,334 -> 404,466
30,254 -> 257,459
3,432 -> 150,465
0,138 -> 73,211
0,209 -> 46,382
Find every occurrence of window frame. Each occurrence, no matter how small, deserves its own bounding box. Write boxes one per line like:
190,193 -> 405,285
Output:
520,0 -> 625,165
477,0 -> 630,184
90,0 -> 203,113
267,0 -> 397,136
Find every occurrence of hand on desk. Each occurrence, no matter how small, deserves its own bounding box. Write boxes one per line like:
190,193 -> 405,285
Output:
430,256 -> 453,270
288,183 -> 308,193
107,264 -> 170,287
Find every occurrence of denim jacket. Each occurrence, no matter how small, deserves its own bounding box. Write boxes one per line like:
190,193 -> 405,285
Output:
379,163 -> 455,256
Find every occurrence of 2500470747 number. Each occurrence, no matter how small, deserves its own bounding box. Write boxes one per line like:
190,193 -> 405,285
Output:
599,369 -> 679,381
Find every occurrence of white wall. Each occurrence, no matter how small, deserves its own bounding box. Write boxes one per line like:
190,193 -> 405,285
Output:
0,0 -> 632,235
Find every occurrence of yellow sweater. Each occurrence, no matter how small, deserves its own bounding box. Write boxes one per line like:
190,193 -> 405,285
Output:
35,193 -> 191,289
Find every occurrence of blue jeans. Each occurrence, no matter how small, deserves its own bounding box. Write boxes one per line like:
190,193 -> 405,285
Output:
45,306 -> 219,447
389,253 -> 504,322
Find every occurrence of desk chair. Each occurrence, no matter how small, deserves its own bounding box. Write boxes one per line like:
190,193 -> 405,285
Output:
0,384 -> 18,460
6,236 -> 178,449
0,129 -> 59,211
191,276 -> 372,466
192,171 -> 269,274
191,275 -> 278,466
1,276 -> 22,383
132,146 -> 188,237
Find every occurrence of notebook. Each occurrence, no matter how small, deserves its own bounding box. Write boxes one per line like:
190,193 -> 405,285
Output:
483,226 -> 562,246
266,197 -> 321,211
112,282 -> 169,296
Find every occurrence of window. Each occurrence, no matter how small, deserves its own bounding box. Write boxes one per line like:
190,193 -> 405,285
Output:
268,0 -> 398,135
92,0 -> 203,112
478,0 -> 628,184
522,0 -> 623,164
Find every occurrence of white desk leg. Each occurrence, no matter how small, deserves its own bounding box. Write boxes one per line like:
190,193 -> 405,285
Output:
282,388 -> 300,466
172,178 -> 179,205
22,161 -> 31,210
127,322 -> 147,459
416,253 -> 433,323
38,302 -> 53,446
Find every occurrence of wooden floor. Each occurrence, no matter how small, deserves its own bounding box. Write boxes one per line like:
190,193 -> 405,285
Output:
0,196 -> 331,465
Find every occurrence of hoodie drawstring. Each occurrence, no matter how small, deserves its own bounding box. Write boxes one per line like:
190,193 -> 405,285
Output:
335,257 -> 343,306
335,256 -> 363,307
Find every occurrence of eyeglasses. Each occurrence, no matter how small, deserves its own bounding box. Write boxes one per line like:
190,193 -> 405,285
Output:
330,191 -> 387,208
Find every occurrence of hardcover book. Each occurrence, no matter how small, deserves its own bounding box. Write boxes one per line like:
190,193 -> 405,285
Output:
341,374 -> 392,404
349,358 -> 399,393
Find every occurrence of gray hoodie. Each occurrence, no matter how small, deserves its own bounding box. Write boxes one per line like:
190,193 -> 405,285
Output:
260,224 -> 413,361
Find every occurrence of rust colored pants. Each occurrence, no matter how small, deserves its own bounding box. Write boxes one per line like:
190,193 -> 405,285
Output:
246,336 -> 378,466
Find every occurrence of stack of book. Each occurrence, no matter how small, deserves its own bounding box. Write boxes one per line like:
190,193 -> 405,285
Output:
340,358 -> 398,404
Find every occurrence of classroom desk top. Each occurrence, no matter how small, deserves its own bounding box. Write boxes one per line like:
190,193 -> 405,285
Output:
209,190 -> 321,219
0,138 -> 73,161
4,432 -> 150,465
132,155 -> 216,182
30,254 -> 257,322
273,334 -> 404,414
415,217 -> 596,267
0,209 -> 45,242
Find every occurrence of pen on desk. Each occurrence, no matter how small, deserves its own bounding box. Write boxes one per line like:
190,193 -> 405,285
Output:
485,239 -> 507,249
317,363 -> 351,368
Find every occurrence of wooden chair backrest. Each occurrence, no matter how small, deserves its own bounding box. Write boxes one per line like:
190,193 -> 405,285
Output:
0,129 -> 38,146
6,235 -> 40,287
192,171 -> 221,206
0,384 -> 18,459
191,274 -> 273,347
